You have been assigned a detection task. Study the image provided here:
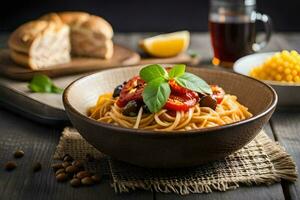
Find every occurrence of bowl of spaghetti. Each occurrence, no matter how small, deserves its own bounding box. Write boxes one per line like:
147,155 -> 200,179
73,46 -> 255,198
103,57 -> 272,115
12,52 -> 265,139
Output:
63,64 -> 277,168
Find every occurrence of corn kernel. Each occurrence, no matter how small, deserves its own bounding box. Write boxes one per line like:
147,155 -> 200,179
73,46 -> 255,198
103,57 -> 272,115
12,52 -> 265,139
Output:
270,62 -> 277,68
291,50 -> 298,56
275,74 -> 282,81
282,50 -> 289,55
286,75 -> 293,81
283,61 -> 290,68
284,68 -> 291,75
277,66 -> 284,72
249,50 -> 300,83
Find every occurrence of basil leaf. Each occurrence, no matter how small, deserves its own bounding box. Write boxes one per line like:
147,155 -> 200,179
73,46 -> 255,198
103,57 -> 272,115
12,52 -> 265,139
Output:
142,77 -> 171,113
28,74 -> 63,94
51,85 -> 64,94
175,72 -> 212,94
139,64 -> 169,82
168,64 -> 186,78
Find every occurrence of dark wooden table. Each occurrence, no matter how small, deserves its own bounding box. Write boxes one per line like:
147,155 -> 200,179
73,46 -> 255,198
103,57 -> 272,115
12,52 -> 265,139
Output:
0,33 -> 299,200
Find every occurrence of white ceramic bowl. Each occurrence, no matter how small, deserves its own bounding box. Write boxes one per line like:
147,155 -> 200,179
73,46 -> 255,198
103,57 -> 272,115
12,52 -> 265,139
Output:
233,52 -> 300,107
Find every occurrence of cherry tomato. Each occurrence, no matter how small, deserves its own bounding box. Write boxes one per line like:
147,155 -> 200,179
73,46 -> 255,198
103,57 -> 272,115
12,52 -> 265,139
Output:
164,80 -> 199,111
116,76 -> 145,107
168,79 -> 190,95
211,85 -> 225,104
164,92 -> 199,112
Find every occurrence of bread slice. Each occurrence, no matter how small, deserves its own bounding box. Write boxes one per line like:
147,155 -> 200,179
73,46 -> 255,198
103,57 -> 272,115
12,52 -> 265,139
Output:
41,12 -> 114,59
41,12 -> 89,27
8,20 -> 71,70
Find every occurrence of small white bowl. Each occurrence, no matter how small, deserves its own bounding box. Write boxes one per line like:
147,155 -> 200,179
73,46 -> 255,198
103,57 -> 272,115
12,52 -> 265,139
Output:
233,52 -> 300,107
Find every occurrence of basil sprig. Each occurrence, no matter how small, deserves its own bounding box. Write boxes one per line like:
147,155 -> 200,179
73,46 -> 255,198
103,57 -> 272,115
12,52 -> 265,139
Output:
28,74 -> 63,94
140,64 -> 212,113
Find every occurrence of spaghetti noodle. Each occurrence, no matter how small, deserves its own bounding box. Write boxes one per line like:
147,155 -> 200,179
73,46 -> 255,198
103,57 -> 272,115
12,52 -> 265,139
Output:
88,64 -> 253,131
88,93 -> 252,131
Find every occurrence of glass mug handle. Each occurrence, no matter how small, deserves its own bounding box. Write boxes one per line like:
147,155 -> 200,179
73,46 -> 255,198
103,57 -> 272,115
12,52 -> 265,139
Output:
252,12 -> 272,52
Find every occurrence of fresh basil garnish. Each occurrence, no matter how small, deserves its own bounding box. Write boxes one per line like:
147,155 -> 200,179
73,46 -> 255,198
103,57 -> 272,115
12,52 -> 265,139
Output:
168,64 -> 186,78
28,74 -> 63,94
139,64 -> 212,113
142,77 -> 171,113
174,72 -> 212,94
140,64 -> 169,82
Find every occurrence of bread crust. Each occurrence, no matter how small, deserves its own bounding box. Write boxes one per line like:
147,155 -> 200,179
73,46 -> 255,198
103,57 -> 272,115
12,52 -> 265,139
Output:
8,20 -> 69,54
41,12 -> 113,39
41,11 -> 114,59
10,49 -> 36,69
78,15 -> 113,39
9,11 -> 114,69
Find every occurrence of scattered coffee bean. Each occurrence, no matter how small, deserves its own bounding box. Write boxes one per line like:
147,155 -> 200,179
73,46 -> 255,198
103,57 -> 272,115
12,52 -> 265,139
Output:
32,162 -> 42,172
70,178 -> 81,187
72,160 -> 84,169
55,168 -> 65,176
86,153 -> 94,162
51,163 -> 63,171
5,161 -> 17,171
65,165 -> 79,174
62,161 -> 71,168
81,177 -> 94,185
56,172 -> 68,182
76,171 -> 91,179
13,150 -> 24,158
63,154 -> 73,162
91,174 -> 101,183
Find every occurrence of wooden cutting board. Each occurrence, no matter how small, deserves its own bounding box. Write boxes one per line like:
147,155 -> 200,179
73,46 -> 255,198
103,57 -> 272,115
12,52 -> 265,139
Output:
0,44 -> 140,81
0,45 -> 200,81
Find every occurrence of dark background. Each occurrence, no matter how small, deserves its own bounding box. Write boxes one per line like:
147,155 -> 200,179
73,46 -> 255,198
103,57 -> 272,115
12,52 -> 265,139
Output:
0,0 -> 299,32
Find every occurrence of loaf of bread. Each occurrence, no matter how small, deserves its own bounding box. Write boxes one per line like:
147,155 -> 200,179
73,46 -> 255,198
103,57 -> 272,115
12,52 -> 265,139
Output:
8,20 -> 71,70
8,11 -> 114,70
41,12 -> 114,59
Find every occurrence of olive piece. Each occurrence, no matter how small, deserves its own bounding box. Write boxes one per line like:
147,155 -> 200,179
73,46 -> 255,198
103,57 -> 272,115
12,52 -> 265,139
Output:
142,104 -> 150,114
197,92 -> 206,98
122,100 -> 140,117
113,84 -> 123,98
199,95 -> 217,110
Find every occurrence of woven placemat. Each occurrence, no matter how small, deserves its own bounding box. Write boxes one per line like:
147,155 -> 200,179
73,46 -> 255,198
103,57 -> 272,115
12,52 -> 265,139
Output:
54,127 -> 297,195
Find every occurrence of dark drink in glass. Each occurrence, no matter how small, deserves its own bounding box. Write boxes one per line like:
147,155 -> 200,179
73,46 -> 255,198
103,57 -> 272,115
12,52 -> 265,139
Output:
210,21 -> 256,66
209,0 -> 272,67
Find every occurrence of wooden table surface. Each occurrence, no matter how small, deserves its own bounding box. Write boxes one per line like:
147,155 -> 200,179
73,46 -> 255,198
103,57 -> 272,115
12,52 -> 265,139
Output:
0,33 -> 299,200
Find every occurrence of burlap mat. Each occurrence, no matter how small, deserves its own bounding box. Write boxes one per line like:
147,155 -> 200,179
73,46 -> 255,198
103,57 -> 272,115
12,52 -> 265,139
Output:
54,127 -> 297,195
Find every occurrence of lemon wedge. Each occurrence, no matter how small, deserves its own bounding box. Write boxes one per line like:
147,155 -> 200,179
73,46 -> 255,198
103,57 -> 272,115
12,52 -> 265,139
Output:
140,31 -> 190,57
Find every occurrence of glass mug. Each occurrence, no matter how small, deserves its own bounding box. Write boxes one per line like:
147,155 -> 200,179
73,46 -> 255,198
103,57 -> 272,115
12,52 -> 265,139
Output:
209,0 -> 272,67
